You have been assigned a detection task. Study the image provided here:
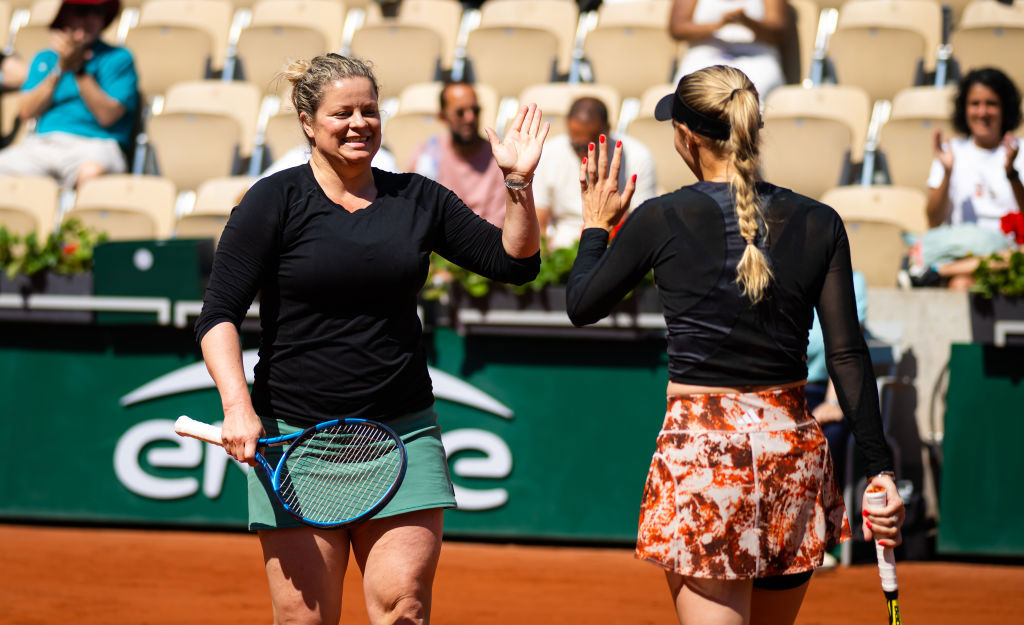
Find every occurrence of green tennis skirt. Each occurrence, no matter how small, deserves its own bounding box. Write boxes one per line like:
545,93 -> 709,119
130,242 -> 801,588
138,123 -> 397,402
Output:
247,405 -> 457,531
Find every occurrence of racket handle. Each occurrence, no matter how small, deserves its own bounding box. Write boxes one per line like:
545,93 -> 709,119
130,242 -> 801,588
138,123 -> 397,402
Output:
174,415 -> 224,446
866,488 -> 898,593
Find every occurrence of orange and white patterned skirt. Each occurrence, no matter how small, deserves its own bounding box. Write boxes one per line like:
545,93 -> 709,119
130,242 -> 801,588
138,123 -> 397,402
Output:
635,386 -> 851,579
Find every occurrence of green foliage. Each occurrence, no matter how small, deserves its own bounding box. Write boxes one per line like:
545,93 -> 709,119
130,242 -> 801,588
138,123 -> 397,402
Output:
0,219 -> 107,279
971,250 -> 1024,298
424,239 -> 655,300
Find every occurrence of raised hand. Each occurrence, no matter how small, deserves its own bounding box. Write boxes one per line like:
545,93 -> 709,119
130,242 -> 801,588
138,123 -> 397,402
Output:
1002,131 -> 1020,174
579,135 -> 637,232
485,103 -> 550,184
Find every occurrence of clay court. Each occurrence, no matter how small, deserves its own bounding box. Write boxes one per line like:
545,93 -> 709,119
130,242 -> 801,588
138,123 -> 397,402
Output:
2,523 -> 1020,624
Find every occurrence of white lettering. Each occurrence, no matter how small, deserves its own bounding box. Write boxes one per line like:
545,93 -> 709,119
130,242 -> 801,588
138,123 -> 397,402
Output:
442,428 -> 512,511
114,420 -> 202,500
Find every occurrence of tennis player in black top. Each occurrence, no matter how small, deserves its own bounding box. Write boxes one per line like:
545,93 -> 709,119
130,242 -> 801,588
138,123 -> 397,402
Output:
195,54 -> 547,625
567,65 -> 906,625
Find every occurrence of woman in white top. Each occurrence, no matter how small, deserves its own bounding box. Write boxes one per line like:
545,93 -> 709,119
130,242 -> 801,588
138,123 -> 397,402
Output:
669,0 -> 788,98
918,67 -> 1021,289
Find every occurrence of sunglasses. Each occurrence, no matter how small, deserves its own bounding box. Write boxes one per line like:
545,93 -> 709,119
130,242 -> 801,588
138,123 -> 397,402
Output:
449,105 -> 481,118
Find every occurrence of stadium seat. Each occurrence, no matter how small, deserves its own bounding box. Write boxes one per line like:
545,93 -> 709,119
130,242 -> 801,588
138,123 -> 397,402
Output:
349,24 -> 443,100
476,0 -> 580,78
821,184 -> 929,237
123,0 -> 233,100
64,174 -> 177,240
0,2 -> 11,51
234,0 -> 346,95
877,86 -> 955,193
11,0 -> 60,61
840,218 -> 909,287
0,174 -> 59,239
622,83 -> 698,194
175,175 -> 254,243
363,0 -> 463,73
950,0 -> 1024,95
582,0 -> 680,100
826,0 -> 941,102
517,82 -> 621,139
146,80 -> 261,191
760,84 -> 871,200
464,26 -> 559,100
784,0 -> 820,85
0,91 -> 26,147
260,95 -> 305,168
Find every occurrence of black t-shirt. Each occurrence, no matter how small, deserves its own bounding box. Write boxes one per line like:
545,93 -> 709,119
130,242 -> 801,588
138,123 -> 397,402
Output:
567,181 -> 893,476
196,164 -> 539,426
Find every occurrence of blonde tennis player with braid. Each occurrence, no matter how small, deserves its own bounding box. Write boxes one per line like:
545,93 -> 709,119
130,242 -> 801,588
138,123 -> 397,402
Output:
566,65 -> 905,625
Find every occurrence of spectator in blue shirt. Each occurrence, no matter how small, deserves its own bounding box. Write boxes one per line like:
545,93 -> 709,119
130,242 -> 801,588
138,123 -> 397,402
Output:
0,0 -> 137,188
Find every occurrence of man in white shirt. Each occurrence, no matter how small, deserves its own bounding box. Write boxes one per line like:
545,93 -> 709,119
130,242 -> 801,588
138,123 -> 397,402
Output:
533,97 -> 657,250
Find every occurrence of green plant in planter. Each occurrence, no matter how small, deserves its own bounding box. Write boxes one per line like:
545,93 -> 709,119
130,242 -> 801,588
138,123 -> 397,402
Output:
2,219 -> 108,279
971,250 -> 1024,298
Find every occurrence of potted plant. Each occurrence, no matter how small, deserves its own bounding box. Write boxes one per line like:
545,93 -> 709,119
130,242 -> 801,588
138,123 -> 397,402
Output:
969,213 -> 1024,345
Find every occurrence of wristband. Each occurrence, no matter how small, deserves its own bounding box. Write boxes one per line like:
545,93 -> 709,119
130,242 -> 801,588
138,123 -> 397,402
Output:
1007,168 -> 1019,181
504,176 -> 532,191
872,470 -> 896,481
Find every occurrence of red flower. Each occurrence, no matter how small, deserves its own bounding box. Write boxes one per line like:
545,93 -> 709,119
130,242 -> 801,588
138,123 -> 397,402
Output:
1001,212 -> 1024,245
62,242 -> 79,256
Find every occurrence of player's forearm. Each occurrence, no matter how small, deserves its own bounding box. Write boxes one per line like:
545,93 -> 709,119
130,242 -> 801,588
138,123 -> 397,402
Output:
200,321 -> 253,414
501,184 -> 541,258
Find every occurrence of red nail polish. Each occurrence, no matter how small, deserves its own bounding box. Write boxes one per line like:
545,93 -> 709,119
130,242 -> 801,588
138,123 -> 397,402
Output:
631,174 -> 637,183
599,135 -> 605,144
589,142 -> 595,151
866,521 -> 873,529
582,157 -> 587,165
616,140 -> 622,148
862,510 -> 870,517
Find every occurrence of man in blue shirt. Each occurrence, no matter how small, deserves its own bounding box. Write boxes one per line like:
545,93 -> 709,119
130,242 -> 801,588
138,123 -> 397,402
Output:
0,0 -> 137,188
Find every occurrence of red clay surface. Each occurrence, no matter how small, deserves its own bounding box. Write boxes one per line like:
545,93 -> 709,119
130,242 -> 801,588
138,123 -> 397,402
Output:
2,523 -> 1019,624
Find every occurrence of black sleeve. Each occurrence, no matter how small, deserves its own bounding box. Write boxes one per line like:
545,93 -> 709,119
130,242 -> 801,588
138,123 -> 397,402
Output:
566,204 -> 662,326
816,217 -> 894,478
194,178 -> 282,342
433,185 -> 540,285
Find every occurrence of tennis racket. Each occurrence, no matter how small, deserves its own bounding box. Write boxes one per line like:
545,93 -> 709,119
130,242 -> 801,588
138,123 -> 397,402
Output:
174,415 -> 407,528
866,487 -> 903,625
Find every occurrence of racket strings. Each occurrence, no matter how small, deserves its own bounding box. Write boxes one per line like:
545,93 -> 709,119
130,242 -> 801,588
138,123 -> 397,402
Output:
277,423 -> 403,525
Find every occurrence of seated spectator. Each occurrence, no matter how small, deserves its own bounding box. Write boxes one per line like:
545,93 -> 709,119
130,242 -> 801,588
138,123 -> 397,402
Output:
668,0 -> 789,99
915,68 -> 1021,289
0,0 -> 137,190
534,96 -> 657,249
407,81 -> 507,227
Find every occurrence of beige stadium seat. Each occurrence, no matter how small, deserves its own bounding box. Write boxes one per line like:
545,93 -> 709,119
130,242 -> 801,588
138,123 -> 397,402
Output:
364,0 -> 463,73
235,0 -> 346,95
11,0 -> 60,60
826,0 -> 941,102
175,175 -> 254,242
583,0 -> 680,100
0,175 -> 59,239
760,84 -> 870,200
0,91 -> 27,147
464,26 -> 559,100
146,80 -> 261,191
783,0 -> 820,85
477,0 -> 579,78
349,24 -> 442,101
622,84 -> 698,194
517,82 -> 621,139
262,96 -> 305,167
841,218 -> 909,287
821,184 -> 929,236
877,86 -> 955,192
123,0 -> 233,100
950,1 -> 1024,94
64,174 -> 177,240
384,81 -> 499,170
0,2 -> 11,50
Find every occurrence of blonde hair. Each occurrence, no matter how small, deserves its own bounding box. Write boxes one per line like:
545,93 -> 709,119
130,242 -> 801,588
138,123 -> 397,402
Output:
679,65 -> 773,304
277,53 -> 379,144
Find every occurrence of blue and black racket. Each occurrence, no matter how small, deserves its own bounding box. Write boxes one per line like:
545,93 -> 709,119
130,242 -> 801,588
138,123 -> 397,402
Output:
174,415 -> 406,528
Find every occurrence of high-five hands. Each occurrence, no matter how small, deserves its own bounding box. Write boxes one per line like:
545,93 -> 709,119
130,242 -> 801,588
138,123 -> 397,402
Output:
579,134 -> 636,232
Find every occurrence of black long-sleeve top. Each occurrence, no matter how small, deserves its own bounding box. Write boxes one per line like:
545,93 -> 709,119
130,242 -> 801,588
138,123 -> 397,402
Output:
567,181 -> 893,477
195,165 -> 539,427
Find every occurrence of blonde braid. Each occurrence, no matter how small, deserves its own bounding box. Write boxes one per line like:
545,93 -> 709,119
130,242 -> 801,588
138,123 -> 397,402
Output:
680,66 -> 773,303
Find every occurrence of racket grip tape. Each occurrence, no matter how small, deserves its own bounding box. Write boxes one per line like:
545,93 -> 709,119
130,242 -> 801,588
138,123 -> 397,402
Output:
174,415 -> 224,446
865,488 -> 899,594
